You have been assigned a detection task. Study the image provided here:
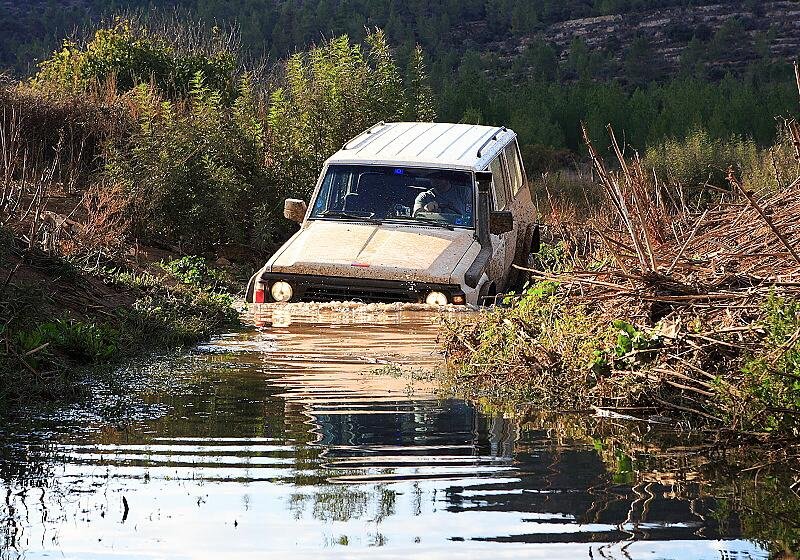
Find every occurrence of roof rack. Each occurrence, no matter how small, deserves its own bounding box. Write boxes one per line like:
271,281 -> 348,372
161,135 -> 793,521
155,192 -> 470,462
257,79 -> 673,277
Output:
342,121 -> 387,150
476,126 -> 507,158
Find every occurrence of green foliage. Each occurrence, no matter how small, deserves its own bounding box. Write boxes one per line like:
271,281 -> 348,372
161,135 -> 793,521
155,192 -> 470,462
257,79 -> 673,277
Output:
643,127 -> 758,188
610,320 -> 657,366
738,294 -> 800,433
124,287 -> 238,346
35,319 -> 119,362
91,28 -> 430,251
530,242 -> 570,274
740,125 -> 800,194
0,250 -> 240,405
444,281 -> 615,407
160,255 -> 233,292
440,71 -> 797,169
267,31 -> 435,199
105,72 -> 278,250
406,45 -> 436,122
1,313 -> 118,407
31,19 -> 237,99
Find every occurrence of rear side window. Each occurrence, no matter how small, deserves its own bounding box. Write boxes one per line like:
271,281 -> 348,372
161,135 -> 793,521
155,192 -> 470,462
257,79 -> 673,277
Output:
504,141 -> 524,196
489,156 -> 509,210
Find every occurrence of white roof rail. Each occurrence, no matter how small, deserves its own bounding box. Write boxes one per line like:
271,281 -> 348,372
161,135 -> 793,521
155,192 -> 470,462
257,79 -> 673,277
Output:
342,121 -> 387,150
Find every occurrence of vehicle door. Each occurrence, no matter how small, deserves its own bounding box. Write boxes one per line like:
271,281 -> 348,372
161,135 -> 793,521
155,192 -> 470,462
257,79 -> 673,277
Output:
503,139 -> 535,267
487,153 -> 517,289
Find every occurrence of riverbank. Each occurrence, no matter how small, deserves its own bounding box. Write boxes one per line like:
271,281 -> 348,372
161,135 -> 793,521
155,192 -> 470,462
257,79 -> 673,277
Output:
0,232 -> 241,405
444,123 -> 800,439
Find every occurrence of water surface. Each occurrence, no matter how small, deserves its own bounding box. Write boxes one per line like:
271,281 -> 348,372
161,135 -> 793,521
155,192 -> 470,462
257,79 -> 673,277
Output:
0,305 -> 794,559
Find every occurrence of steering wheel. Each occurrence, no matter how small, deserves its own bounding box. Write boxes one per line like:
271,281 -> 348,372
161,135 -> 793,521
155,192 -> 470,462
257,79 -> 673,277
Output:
415,202 -> 461,215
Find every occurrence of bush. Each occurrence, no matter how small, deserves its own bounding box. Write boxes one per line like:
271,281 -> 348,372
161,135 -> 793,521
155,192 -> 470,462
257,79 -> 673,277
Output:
444,281 -> 616,407
0,85 -> 126,190
123,286 -> 239,346
740,124 -> 800,194
30,18 -> 237,99
161,255 -> 234,292
267,30 -> 436,199
737,294 -> 800,433
643,127 -> 758,188
105,73 -> 279,250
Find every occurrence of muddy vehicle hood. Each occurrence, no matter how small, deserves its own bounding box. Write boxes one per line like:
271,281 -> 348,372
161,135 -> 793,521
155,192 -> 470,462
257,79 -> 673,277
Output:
269,221 -> 476,283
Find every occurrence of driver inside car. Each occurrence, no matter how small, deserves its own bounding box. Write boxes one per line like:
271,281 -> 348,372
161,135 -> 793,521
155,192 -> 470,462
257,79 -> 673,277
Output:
412,173 -> 472,217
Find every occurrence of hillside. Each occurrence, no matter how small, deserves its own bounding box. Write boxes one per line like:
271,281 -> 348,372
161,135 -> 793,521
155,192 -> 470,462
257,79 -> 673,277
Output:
0,2 -> 798,183
1,0 -> 798,84
515,1 -> 800,82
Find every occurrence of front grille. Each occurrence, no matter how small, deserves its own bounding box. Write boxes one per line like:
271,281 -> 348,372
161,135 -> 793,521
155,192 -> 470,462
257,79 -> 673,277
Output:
257,273 -> 462,305
302,285 -> 421,303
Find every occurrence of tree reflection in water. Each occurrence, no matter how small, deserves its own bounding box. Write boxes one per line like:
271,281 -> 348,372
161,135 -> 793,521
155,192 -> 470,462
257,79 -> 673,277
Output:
0,310 -> 797,559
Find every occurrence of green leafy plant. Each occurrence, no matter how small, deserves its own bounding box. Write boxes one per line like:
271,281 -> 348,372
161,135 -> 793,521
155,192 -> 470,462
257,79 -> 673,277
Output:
611,320 -> 658,365
738,294 -> 800,433
161,256 -> 232,292
31,18 -> 237,99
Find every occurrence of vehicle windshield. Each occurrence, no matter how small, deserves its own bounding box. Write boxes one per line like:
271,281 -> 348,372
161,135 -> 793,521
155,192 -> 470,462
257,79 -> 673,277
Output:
310,165 -> 474,228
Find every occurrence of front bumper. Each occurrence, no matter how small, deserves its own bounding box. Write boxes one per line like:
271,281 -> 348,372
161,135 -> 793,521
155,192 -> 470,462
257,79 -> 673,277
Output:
250,273 -> 466,304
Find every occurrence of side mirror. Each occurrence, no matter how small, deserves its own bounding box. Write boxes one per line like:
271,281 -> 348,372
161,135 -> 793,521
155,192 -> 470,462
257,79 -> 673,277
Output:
284,199 -> 307,223
489,211 -> 514,235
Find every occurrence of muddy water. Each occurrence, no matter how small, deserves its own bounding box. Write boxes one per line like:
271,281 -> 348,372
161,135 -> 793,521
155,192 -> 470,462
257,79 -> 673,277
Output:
0,305 -> 794,559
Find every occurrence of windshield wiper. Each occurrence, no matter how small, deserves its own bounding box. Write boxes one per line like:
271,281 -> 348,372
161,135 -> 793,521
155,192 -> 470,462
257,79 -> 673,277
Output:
319,210 -> 381,224
387,215 -> 454,230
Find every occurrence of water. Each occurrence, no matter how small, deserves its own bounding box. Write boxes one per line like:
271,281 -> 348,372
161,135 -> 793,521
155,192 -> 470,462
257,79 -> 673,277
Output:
1,305 -> 797,559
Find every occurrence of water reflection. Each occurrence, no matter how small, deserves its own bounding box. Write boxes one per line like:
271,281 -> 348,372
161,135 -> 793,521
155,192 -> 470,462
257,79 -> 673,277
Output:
0,305 -> 796,559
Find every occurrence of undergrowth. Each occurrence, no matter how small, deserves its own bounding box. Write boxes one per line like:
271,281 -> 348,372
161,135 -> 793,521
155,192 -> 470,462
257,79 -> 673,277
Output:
734,294 -> 800,434
443,280 -> 616,408
445,279 -> 800,436
0,253 -> 240,407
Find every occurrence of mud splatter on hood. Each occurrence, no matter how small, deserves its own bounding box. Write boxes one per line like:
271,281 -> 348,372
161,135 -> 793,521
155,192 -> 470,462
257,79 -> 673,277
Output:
269,220 -> 476,283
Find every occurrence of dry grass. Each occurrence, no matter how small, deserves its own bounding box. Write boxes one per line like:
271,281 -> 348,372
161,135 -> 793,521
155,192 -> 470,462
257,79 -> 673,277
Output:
444,109 -> 800,437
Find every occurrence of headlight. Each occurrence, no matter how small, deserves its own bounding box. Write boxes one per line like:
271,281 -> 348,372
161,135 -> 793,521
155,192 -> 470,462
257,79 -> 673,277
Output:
270,281 -> 293,302
425,291 -> 448,306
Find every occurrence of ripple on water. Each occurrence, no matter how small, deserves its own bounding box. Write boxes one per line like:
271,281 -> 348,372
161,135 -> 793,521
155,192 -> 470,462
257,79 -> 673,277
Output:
0,307 -> 778,560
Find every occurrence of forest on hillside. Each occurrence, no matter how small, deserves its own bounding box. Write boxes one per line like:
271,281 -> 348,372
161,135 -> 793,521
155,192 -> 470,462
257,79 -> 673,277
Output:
2,0 -> 798,172
0,0 -> 791,78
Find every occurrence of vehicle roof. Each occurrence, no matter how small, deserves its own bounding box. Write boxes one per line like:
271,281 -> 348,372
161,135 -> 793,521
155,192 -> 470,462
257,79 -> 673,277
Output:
326,122 -> 516,171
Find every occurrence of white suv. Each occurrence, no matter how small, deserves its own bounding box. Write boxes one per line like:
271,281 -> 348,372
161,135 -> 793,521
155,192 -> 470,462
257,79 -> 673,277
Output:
246,122 -> 538,306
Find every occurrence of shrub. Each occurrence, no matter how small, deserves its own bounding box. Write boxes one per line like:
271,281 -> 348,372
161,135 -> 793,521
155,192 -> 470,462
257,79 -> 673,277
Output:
737,294 -> 800,433
643,127 -> 758,188
124,287 -> 239,346
740,124 -> 800,194
161,255 -> 234,292
38,319 -> 119,362
30,18 -> 237,99
267,30 -> 435,199
444,281 -> 616,407
105,73 -> 279,250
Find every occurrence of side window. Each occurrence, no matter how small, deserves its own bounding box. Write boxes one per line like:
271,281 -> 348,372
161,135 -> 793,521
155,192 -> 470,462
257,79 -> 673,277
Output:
489,156 -> 509,210
504,141 -> 524,197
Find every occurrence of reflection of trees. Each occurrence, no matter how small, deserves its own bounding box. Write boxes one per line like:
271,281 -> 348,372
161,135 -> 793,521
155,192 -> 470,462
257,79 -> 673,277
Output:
0,430 -> 64,560
288,485 -> 397,524
2,348 -> 799,558
511,411 -> 800,555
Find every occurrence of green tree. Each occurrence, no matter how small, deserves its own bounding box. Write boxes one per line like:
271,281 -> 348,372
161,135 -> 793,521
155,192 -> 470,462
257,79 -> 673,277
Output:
31,18 -> 237,99
406,44 -> 437,121
266,31 -> 424,198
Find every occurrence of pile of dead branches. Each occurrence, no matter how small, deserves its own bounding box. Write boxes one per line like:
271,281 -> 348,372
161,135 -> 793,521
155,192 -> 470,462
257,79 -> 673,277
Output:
509,117 -> 800,433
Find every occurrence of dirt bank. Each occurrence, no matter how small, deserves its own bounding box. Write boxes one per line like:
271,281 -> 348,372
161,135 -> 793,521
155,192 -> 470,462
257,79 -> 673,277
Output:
0,235 -> 241,405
